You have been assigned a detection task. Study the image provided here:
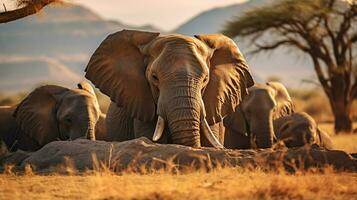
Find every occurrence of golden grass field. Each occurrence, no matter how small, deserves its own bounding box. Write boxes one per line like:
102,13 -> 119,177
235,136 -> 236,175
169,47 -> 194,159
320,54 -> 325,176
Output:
0,123 -> 357,200
1,167 -> 357,200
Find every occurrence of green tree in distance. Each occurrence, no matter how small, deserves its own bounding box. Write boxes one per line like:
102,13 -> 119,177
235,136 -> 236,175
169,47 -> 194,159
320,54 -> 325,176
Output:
224,0 -> 356,133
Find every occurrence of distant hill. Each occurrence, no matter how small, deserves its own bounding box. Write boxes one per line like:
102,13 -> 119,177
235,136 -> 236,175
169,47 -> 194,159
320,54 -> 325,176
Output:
0,57 -> 82,92
0,4 -> 161,93
174,0 -> 317,87
0,1 -> 318,93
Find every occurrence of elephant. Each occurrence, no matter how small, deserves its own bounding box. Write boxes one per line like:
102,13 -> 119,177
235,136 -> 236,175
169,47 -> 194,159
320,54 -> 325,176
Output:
85,29 -> 254,148
94,113 -> 108,141
273,112 -> 334,149
224,81 -> 294,148
0,82 -> 103,151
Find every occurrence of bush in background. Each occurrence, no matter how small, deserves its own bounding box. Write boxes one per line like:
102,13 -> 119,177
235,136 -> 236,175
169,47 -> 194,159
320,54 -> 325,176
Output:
289,88 -> 357,123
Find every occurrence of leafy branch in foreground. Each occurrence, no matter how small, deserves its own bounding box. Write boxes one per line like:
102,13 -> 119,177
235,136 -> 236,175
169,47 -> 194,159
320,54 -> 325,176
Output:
0,0 -> 63,23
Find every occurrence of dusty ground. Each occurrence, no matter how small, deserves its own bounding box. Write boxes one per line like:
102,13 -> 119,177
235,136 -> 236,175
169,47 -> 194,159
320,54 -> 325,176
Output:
0,124 -> 356,200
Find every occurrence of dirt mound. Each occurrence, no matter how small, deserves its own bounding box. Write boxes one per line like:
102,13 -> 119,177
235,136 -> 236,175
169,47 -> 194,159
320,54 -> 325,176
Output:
1,137 -> 357,174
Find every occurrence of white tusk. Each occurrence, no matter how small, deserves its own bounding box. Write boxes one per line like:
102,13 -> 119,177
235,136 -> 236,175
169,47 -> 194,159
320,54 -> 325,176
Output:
199,97 -> 224,149
202,118 -> 224,149
152,115 -> 165,142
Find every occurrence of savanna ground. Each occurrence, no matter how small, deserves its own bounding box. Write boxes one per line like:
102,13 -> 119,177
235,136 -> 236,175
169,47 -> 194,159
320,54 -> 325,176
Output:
0,89 -> 357,199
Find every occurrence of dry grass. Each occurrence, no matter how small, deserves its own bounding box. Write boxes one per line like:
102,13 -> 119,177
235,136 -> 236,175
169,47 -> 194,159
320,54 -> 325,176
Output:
0,132 -> 356,200
331,134 -> 357,153
1,167 -> 357,200
318,122 -> 357,153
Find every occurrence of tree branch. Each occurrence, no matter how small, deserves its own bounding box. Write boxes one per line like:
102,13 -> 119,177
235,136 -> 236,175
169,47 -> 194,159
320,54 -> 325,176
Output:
351,79 -> 357,100
249,37 -> 310,55
2,3 -> 6,12
310,55 -> 332,99
336,2 -> 357,65
351,33 -> 357,43
0,0 -> 59,23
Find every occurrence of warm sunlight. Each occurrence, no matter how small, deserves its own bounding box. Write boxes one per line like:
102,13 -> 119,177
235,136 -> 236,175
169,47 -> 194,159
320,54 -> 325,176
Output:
0,0 -> 356,199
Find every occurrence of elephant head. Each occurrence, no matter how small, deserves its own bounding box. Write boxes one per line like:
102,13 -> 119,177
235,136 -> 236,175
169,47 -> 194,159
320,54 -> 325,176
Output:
85,30 -> 254,148
274,112 -> 334,149
240,81 -> 294,148
13,81 -> 101,148
274,112 -> 316,148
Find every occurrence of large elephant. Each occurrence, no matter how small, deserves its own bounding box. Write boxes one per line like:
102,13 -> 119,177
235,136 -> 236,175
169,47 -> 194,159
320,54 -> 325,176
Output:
0,82 -> 102,151
85,29 -> 254,148
274,112 -> 334,149
224,82 -> 294,148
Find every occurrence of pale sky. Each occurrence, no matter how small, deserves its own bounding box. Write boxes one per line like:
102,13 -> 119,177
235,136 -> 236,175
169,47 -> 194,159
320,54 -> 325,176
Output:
72,0 -> 247,31
1,0 -> 247,30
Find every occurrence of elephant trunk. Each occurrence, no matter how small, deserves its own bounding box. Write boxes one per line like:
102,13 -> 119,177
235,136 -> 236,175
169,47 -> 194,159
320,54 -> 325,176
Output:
160,81 -> 201,147
166,98 -> 201,147
86,120 -> 96,141
251,112 -> 274,148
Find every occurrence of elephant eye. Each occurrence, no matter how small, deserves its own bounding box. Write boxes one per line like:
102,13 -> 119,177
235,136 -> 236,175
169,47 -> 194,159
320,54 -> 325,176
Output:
152,74 -> 159,81
64,117 -> 72,126
203,76 -> 209,83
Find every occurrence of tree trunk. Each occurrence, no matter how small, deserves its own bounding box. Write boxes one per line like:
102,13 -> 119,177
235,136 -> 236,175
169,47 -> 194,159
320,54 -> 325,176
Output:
329,74 -> 353,133
331,97 -> 352,133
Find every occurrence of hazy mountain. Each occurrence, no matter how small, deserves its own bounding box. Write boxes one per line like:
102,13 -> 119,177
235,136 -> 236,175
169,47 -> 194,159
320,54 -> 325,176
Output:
0,4 -> 161,93
0,1 -> 318,93
0,57 -> 82,92
175,0 -> 317,87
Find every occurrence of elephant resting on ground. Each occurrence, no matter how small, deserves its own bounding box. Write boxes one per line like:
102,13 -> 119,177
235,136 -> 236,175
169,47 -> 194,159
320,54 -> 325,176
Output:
85,29 -> 254,148
224,81 -> 294,149
273,112 -> 334,149
0,82 -> 105,151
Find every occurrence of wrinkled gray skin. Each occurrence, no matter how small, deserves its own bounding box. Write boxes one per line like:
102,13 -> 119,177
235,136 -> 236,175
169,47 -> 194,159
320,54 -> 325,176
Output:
224,82 -> 294,148
274,112 -> 334,149
0,82 -> 102,151
85,30 -> 254,147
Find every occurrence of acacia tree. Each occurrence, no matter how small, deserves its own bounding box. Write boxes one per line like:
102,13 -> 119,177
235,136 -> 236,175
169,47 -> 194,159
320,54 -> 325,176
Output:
224,0 -> 357,133
0,0 -> 61,23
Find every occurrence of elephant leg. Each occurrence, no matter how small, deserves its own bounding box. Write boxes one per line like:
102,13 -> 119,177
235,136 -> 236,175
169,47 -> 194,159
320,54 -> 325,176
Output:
105,102 -> 134,141
134,119 -> 169,144
224,127 -> 251,149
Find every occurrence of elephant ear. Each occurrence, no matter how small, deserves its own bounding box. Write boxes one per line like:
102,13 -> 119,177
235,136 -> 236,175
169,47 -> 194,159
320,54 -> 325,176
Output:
195,34 -> 254,125
85,29 -> 160,121
13,85 -> 70,146
266,81 -> 295,118
77,81 -> 96,96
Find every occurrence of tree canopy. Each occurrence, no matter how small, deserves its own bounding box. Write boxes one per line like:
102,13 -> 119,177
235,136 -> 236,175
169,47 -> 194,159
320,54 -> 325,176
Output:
224,0 -> 357,133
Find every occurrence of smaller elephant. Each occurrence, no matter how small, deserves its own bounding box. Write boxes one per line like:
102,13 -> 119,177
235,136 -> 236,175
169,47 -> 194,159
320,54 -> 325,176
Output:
273,112 -> 334,149
224,81 -> 294,148
0,82 -> 104,151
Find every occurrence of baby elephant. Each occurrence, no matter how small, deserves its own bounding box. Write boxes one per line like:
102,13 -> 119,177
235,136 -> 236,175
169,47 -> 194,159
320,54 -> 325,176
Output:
273,112 -> 334,149
0,82 -> 104,152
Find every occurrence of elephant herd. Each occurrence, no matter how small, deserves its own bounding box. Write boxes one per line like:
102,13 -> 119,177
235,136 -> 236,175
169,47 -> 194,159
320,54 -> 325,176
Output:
0,29 -> 334,153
